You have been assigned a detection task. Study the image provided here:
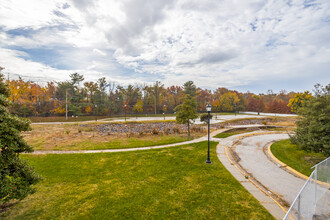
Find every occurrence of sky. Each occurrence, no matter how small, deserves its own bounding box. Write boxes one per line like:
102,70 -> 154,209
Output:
0,0 -> 329,93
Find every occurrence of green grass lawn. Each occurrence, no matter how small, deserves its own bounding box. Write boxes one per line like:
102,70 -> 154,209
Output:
1,142 -> 273,219
214,127 -> 288,139
271,139 -> 326,176
214,129 -> 255,138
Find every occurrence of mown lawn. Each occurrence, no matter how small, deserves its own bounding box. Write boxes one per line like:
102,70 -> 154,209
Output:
214,127 -> 288,139
271,139 -> 326,176
46,135 -> 195,151
1,142 -> 273,219
214,129 -> 255,138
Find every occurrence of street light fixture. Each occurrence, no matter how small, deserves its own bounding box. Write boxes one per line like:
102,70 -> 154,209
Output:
206,104 -> 212,164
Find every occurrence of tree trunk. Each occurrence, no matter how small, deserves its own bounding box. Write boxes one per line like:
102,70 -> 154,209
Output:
187,120 -> 190,137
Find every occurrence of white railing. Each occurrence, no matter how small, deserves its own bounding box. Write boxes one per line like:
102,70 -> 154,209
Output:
283,157 -> 329,220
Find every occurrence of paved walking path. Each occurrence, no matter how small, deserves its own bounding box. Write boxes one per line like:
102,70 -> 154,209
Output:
235,134 -> 304,203
216,132 -> 290,219
31,114 -> 266,125
217,132 -> 329,219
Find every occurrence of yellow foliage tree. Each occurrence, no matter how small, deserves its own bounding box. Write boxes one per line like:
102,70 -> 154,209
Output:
220,92 -> 240,112
212,99 -> 220,112
85,105 -> 92,114
53,106 -> 66,115
287,91 -> 312,113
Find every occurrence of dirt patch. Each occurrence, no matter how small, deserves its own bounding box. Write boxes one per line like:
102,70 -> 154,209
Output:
0,201 -> 19,213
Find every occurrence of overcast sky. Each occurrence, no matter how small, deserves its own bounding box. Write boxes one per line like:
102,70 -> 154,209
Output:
0,0 -> 329,93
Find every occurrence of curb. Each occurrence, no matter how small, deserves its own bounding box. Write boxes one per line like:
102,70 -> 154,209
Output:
222,144 -> 288,219
267,144 -> 330,188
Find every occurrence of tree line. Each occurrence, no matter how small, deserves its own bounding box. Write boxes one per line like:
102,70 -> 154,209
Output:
1,69 -> 303,117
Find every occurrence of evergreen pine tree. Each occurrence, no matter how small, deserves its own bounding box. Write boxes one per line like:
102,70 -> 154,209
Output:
291,84 -> 330,156
0,71 -> 40,203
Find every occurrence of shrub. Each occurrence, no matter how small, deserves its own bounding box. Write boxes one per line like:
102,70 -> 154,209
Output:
200,113 -> 213,123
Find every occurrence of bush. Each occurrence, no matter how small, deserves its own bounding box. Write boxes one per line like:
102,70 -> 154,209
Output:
200,113 -> 213,123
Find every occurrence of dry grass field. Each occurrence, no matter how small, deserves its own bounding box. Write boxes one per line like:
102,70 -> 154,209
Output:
23,122 -> 206,151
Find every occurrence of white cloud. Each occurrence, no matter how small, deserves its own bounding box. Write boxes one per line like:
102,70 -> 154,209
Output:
0,0 -> 329,92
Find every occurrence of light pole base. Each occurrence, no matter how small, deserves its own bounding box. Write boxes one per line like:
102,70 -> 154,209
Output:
205,160 -> 212,164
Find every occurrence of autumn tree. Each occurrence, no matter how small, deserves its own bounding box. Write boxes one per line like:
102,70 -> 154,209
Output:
287,91 -> 312,113
133,99 -> 144,118
167,86 -> 184,111
175,95 -> 198,137
0,71 -> 40,203
196,89 -> 211,111
246,95 -> 265,114
212,99 -> 220,115
220,92 -> 240,112
267,99 -> 291,113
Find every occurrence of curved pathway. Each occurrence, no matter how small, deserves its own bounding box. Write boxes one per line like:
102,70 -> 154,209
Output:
217,132 -> 329,219
234,134 -> 305,203
31,114 -> 267,125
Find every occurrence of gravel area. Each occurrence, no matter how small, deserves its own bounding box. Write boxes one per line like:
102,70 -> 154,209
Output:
88,122 -> 206,135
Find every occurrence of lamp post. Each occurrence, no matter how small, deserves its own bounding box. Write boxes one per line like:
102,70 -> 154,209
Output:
95,104 -> 97,121
124,104 -> 127,121
206,104 -> 212,164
